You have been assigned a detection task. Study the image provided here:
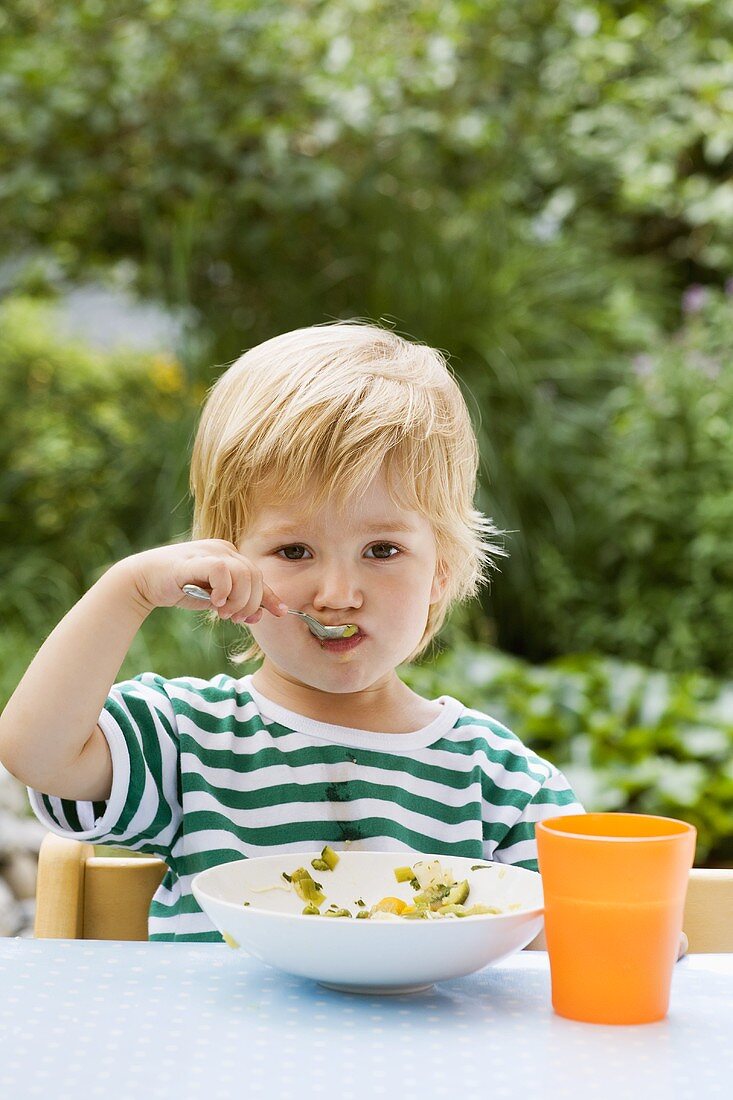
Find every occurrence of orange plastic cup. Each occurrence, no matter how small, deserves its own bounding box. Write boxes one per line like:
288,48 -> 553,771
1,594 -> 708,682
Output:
536,813 -> 696,1024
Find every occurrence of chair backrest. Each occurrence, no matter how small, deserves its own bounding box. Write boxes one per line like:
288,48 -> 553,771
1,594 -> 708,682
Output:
683,869 -> 733,952
34,833 -> 167,940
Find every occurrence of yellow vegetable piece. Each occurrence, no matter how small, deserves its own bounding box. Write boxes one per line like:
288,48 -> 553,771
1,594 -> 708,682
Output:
222,931 -> 240,949
372,896 -> 408,915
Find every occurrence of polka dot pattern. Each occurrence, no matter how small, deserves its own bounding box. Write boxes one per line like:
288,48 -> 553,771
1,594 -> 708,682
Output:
0,941 -> 731,1098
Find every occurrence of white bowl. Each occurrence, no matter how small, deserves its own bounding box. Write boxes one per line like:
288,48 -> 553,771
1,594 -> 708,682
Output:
192,851 -> 544,993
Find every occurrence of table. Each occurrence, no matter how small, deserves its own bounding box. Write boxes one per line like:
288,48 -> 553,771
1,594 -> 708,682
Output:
1,940 -> 732,1100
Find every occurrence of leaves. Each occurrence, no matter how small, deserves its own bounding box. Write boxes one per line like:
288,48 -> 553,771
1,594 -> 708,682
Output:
0,295 -> 198,631
532,290 -> 733,674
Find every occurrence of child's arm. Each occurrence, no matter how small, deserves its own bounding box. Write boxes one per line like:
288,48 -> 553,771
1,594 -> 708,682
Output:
0,540 -> 287,802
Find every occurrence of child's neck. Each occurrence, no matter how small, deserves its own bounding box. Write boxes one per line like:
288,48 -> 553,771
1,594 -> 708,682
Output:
249,663 -> 442,734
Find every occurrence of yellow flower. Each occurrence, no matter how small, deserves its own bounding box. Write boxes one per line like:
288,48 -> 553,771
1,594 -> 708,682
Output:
150,354 -> 184,394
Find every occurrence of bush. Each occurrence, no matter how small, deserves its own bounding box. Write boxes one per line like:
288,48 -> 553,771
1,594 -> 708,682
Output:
525,289 -> 733,675
2,0 -> 732,297
0,295 -> 198,633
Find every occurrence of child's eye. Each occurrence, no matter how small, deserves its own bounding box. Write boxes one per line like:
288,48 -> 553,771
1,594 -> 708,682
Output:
277,544 -> 312,560
365,542 -> 401,560
275,542 -> 400,561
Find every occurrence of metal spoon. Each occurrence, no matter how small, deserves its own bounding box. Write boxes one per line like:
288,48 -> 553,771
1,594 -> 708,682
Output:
181,584 -> 358,640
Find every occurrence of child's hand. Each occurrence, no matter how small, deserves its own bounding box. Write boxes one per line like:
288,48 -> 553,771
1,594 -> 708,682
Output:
124,540 -> 289,625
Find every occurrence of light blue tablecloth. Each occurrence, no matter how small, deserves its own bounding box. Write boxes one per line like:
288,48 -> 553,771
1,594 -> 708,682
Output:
1,939 -> 732,1099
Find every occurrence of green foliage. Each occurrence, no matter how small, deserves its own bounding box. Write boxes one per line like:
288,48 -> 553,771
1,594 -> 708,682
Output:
2,0 -> 730,338
525,289 -> 733,674
0,295 -> 198,633
531,0 -> 733,277
403,644 -> 733,866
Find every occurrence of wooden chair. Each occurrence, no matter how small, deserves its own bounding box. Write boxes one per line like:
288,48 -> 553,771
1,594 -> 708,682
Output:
34,834 -> 733,949
34,833 -> 167,940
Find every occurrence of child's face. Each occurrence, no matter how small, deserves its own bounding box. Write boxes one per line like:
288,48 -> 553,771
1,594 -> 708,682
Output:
238,470 -> 446,694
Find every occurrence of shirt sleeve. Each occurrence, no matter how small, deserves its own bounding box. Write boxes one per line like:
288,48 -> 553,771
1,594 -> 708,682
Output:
490,767 -> 585,872
27,673 -> 182,863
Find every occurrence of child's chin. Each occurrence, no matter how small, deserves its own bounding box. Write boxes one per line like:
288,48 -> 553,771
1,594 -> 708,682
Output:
299,663 -> 379,693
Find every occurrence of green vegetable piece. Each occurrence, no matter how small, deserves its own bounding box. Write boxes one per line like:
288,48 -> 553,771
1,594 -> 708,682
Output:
289,866 -> 326,906
310,844 -> 338,872
340,625 -> 358,638
302,903 -> 320,915
355,898 -> 366,907
412,883 -> 449,909
296,879 -> 326,906
444,879 -> 470,906
356,909 -> 370,919
320,845 -> 339,870
324,907 -> 352,918
394,865 -> 415,883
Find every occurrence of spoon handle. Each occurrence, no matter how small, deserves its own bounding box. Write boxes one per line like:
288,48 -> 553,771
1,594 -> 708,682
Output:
182,584 -> 216,602
182,583 -> 290,614
181,585 -> 354,639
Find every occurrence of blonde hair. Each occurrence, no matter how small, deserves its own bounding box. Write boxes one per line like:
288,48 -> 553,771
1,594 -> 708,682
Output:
190,320 -> 504,663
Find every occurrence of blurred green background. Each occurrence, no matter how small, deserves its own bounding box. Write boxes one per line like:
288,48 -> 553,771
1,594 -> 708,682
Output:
2,0 -> 733,863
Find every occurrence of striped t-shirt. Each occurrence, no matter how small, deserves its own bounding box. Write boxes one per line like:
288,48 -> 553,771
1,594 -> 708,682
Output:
28,672 -> 583,941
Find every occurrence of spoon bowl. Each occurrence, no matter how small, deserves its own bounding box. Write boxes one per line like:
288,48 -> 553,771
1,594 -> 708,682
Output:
181,584 -> 358,640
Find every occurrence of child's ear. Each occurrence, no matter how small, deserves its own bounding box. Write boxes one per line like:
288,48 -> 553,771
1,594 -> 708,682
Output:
429,564 -> 449,605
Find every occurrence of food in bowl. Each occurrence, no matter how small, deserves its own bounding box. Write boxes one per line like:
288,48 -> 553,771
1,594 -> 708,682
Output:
258,848 -> 523,920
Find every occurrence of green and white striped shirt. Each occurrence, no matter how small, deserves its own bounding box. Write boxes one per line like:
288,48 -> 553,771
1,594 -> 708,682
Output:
29,672 -> 583,941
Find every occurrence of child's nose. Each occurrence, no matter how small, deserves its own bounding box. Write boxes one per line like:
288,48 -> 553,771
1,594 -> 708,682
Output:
311,563 -> 363,610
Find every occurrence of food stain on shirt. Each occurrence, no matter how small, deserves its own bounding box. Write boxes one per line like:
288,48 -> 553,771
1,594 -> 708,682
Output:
325,753 -> 363,841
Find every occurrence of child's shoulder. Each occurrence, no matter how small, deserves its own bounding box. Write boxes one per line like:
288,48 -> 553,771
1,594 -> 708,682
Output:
113,670 -> 254,708
443,698 -> 556,780
446,698 -> 523,743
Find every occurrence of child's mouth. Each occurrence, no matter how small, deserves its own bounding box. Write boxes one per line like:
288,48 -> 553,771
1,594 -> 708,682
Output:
315,631 -> 366,654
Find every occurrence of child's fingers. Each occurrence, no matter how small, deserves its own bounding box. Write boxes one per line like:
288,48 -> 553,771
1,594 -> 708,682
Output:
240,609 -> 263,625
220,570 -> 255,620
177,557 -> 232,608
204,559 -> 234,609
261,584 -> 289,617
231,585 -> 287,625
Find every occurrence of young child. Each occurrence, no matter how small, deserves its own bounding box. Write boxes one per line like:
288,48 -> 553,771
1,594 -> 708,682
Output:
0,321 -> 583,941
